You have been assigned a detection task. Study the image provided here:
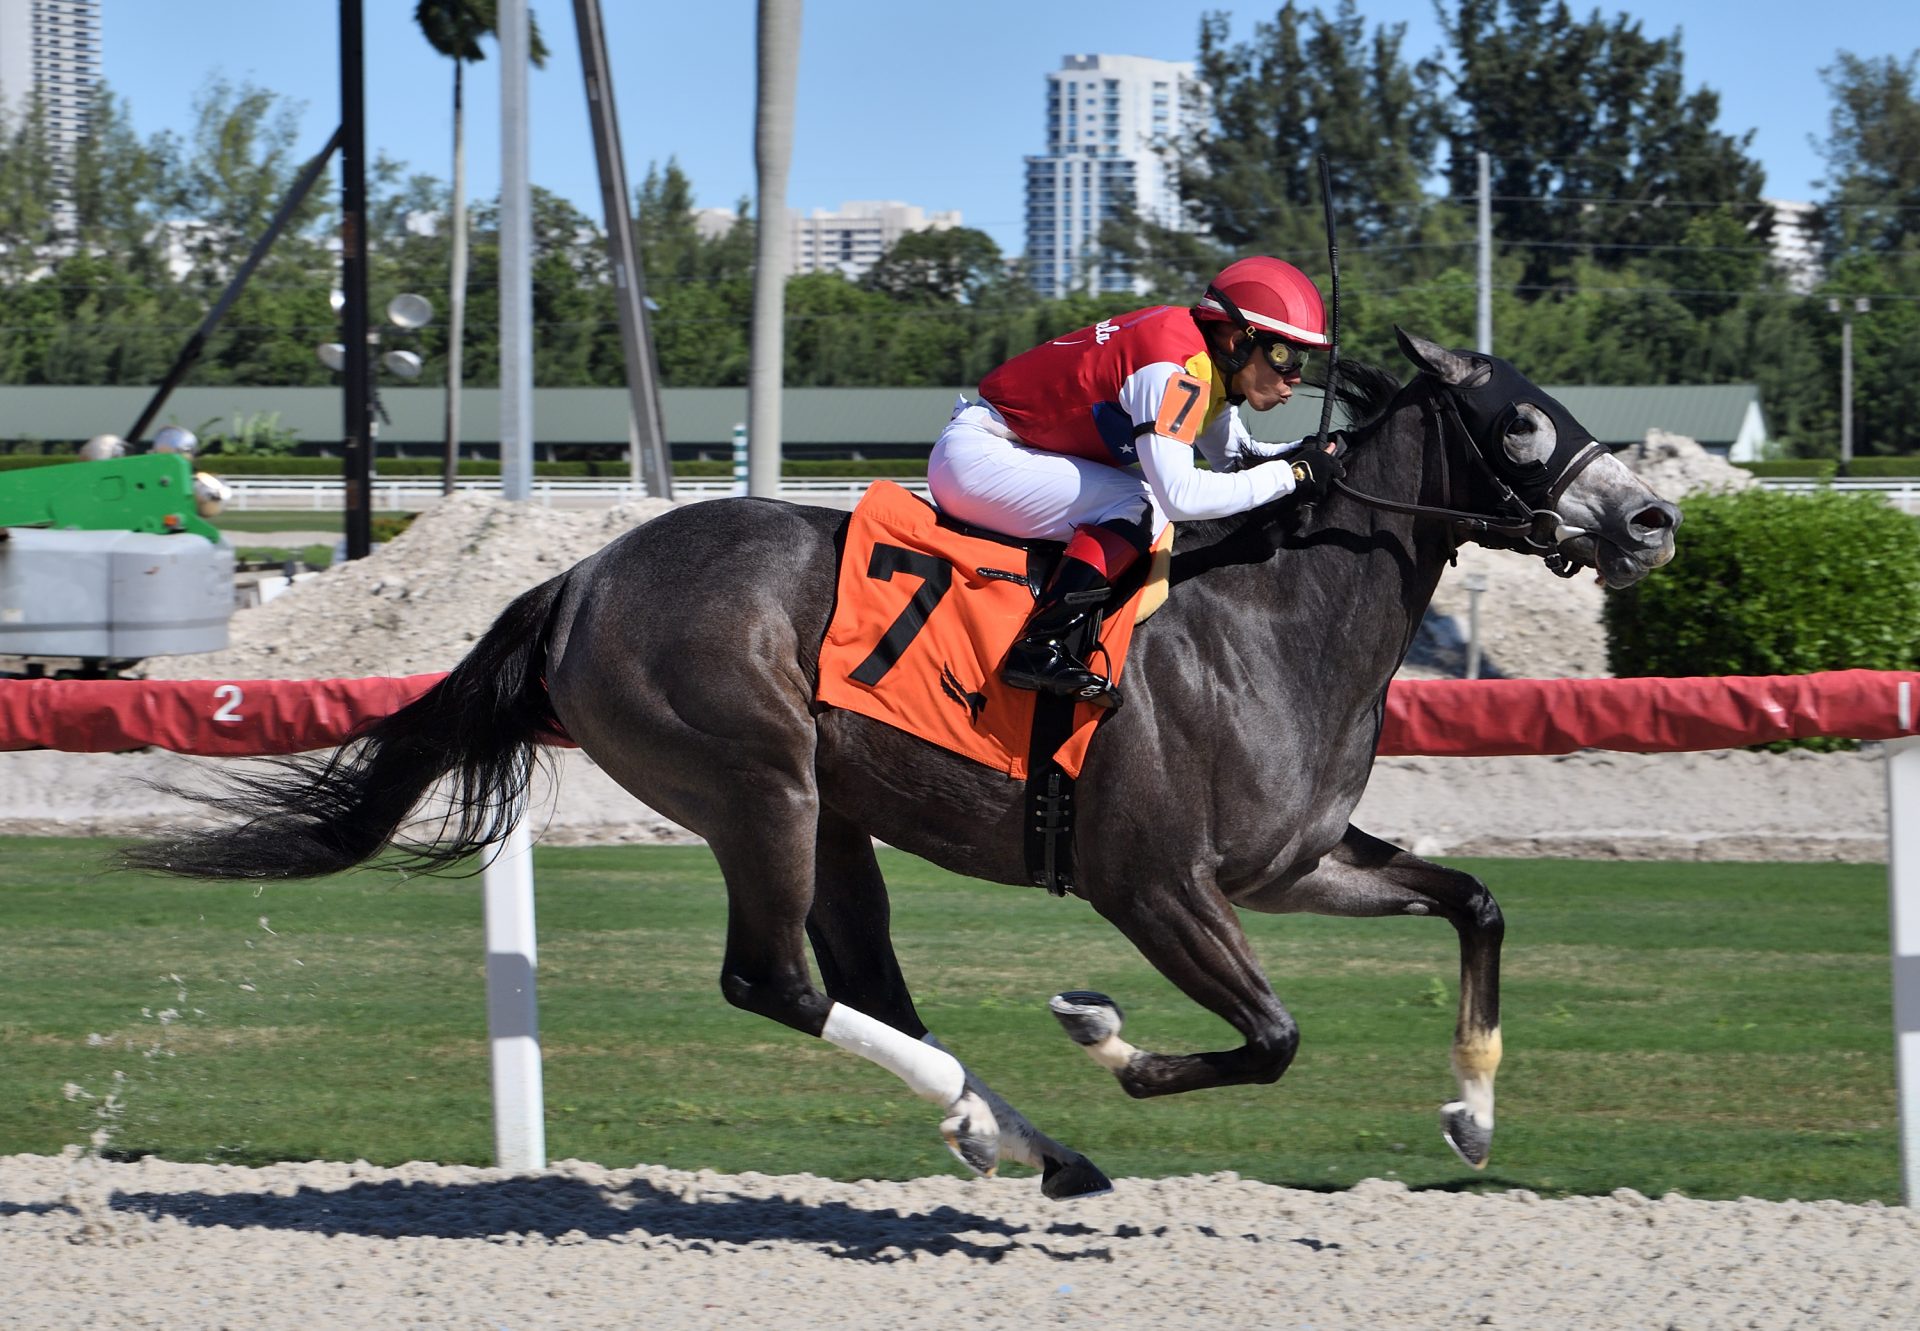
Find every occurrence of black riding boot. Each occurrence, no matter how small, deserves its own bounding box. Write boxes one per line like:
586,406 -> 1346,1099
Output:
1000,556 -> 1122,709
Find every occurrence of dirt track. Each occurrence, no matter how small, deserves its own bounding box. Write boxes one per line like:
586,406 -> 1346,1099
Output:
4,1152 -> 1915,1330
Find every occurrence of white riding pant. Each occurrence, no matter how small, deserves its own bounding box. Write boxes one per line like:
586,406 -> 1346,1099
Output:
927,402 -> 1166,543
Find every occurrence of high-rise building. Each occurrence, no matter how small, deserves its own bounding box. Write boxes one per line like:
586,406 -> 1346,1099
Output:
1023,53 -> 1205,299
1764,199 -> 1821,295
0,0 -> 102,195
790,201 -> 962,281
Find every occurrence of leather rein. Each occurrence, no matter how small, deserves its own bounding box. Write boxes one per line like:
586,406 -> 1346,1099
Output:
1328,388 -> 1609,579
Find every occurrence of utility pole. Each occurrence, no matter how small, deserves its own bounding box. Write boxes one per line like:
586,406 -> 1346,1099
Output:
339,0 -> 374,560
498,0 -> 533,502
1476,151 -> 1493,356
1829,296 -> 1870,474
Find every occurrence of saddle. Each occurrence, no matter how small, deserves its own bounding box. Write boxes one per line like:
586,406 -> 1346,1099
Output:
815,481 -> 1172,893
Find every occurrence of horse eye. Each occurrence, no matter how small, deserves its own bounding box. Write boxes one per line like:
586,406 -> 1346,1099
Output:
1504,405 -> 1555,463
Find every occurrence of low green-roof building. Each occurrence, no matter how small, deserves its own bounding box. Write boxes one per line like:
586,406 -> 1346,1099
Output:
0,382 -> 1768,461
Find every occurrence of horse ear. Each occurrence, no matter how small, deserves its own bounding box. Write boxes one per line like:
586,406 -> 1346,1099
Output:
1394,327 -> 1489,388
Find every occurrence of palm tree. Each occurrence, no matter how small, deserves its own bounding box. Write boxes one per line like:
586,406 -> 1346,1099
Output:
749,0 -> 801,497
413,1 -> 547,495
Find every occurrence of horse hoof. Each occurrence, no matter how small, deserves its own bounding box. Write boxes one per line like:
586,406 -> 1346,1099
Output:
1440,1101 -> 1492,1170
940,1089 -> 1000,1177
1050,991 -> 1123,1046
1042,1153 -> 1115,1201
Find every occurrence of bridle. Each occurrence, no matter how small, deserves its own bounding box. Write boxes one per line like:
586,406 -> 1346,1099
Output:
1305,160 -> 1606,579
1328,381 -> 1610,579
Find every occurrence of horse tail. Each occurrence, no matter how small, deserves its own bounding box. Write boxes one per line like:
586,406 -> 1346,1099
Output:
126,573 -> 570,881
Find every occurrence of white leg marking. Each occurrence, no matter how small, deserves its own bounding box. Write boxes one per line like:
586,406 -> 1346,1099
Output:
1082,1032 -> 1139,1073
1048,995 -> 1139,1071
822,1004 -> 965,1106
1451,1029 -> 1502,1129
924,1033 -> 1048,1169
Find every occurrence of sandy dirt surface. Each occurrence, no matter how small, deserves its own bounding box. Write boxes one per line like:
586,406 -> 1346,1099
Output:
0,742 -> 1891,863
3,1153 -> 1914,1331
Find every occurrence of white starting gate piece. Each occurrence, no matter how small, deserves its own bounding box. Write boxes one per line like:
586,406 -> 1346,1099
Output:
1887,729 -> 1920,1208
483,815 -> 546,1171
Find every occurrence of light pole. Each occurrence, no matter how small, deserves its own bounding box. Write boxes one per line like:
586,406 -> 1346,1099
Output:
319,294 -> 435,507
1828,295 -> 1871,474
339,0 -> 372,559
1463,572 -> 1488,680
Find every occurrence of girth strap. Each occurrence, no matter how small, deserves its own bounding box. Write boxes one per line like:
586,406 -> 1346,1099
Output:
1023,693 -> 1080,897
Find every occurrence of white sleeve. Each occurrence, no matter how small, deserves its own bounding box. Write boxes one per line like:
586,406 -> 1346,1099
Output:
1209,411 -> 1313,473
1135,430 -> 1296,521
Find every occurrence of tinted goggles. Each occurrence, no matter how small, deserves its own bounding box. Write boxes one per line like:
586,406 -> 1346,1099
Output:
1253,334 -> 1310,377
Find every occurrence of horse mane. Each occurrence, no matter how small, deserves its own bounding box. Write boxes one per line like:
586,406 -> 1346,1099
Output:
1171,358 -> 1407,567
1328,358 -> 1404,430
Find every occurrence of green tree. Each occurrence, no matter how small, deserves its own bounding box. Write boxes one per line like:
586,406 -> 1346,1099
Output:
861,226 -> 1004,305
65,87 -> 169,270
163,81 -> 325,273
1437,0 -> 1766,288
1174,2 -> 1441,253
634,159 -> 753,386
1817,50 -> 1920,255
0,95 -> 60,284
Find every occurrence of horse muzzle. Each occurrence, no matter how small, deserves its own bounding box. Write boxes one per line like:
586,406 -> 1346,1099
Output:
1567,496 -> 1681,588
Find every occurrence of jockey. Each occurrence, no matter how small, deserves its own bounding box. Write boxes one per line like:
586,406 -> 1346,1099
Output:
928,255 -> 1344,708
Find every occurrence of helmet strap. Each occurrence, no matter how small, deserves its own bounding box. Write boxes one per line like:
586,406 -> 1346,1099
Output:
1193,291 -> 1256,379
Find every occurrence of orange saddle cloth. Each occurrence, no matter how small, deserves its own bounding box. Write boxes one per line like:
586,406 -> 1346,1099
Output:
816,480 -> 1159,780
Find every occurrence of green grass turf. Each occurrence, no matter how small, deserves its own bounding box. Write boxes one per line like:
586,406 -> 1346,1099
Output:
0,838 -> 1897,1201
213,511 -> 344,535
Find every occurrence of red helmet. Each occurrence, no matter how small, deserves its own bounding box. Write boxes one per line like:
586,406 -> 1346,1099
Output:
1192,256 -> 1329,348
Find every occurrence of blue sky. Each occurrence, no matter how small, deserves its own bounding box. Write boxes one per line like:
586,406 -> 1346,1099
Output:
99,0 -> 1914,255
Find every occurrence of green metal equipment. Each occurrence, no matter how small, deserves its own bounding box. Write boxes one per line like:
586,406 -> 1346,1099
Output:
0,454 -> 224,543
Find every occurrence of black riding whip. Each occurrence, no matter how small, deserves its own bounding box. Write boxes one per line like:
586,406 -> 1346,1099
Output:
1316,153 -> 1342,443
1280,154 -> 1342,543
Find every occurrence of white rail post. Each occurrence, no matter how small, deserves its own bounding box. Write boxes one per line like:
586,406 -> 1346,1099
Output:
1890,731 -> 1920,1206
483,815 -> 546,1171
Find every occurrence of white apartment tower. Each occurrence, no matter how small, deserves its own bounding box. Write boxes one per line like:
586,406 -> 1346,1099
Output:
0,0 -> 101,194
1765,199 -> 1821,294
791,200 -> 962,281
1024,53 -> 1204,299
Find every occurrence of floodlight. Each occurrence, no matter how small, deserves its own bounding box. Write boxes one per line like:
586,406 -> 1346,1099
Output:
153,425 -> 198,456
383,349 -> 424,379
318,342 -> 347,372
387,293 -> 433,329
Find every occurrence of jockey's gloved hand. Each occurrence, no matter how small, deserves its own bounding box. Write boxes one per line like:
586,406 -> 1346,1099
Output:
1293,431 -> 1349,461
1288,447 -> 1344,502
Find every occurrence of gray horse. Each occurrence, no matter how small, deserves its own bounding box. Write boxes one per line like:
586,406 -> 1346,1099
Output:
130,331 -> 1680,1199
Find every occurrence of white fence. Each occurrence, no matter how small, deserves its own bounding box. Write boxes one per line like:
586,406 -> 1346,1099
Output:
1756,479 -> 1920,512
216,475 -> 1919,513
219,476 -> 927,512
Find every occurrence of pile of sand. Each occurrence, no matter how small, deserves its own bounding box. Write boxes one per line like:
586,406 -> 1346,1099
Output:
1617,428 -> 1758,499
144,494 -> 679,681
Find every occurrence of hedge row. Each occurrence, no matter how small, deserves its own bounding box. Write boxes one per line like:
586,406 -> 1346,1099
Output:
1603,487 -> 1920,747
